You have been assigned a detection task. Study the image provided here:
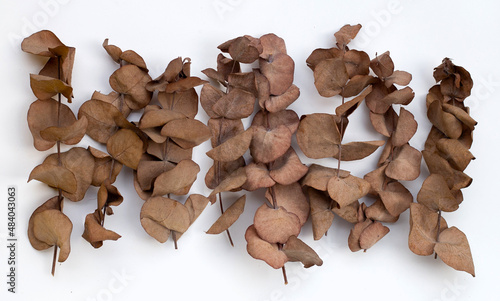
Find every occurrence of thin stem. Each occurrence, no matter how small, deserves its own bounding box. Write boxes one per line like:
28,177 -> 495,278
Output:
172,231 -> 178,250
336,95 -> 346,177
434,210 -> 442,259
281,258 -> 288,285
218,192 -> 234,247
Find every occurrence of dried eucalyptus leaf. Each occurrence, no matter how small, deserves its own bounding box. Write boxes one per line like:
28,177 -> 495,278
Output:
379,181 -> 413,217
88,147 -> 122,186
260,53 -> 294,95
200,84 -> 225,118
28,99 -> 77,151
341,75 -> 376,98
344,50 -> 370,78
306,48 -> 342,70
370,51 -> 394,78
254,205 -> 301,244
442,103 -> 477,130
164,77 -> 208,94
185,194 -> 210,224
427,99 -> 462,139
252,110 -> 300,134
207,195 -> 246,234
332,199 -> 360,223
243,162 -> 275,191
250,125 -> 292,163
228,36 -> 261,63
333,140 -> 385,161
297,113 -> 341,159
327,174 -> 370,208
109,64 -> 152,110
385,144 -> 422,181
30,74 -> 73,101
147,140 -> 192,163
206,158 -> 245,190
266,183 -> 309,226
358,221 -> 390,250
348,219 -> 372,252
434,226 -> 475,277
265,84 -> 300,113
91,91 -> 131,117
158,89 -> 199,119
152,159 -> 200,196
28,197 -> 61,251
210,167 -> 247,197
212,88 -> 255,119
107,129 -> 144,169
137,158 -> 175,191
336,86 -> 373,118
392,107 -> 417,147
385,70 -> 412,87
161,119 -> 211,149
259,33 -> 287,59
40,116 -> 88,145
301,164 -> 350,191
207,128 -> 251,162
102,39 -> 122,63
217,53 -> 241,80
313,58 -> 348,97
365,199 -> 399,223
82,211 -> 121,248
138,108 -> 185,129
409,203 -> 448,256
436,138 -> 475,172
418,174 -> 459,212
228,72 -> 257,96
269,147 -> 308,185
120,50 -> 148,71
28,164 -> 77,194
97,180 -> 123,210
283,236 -> 323,268
32,209 -> 72,262
245,225 -> 288,269
371,87 -> 415,114
254,69 -> 270,109
306,188 -> 334,240
21,30 -> 65,56
335,24 -> 362,49
369,107 -> 398,137
39,46 -> 75,88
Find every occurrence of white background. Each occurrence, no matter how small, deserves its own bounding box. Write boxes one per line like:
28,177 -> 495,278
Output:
1,0 -> 500,300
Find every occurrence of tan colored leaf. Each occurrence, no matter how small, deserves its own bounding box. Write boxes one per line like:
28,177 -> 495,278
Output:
254,205 -> 301,244
254,69 -> 270,109
333,140 -> 385,161
334,24 -> 362,49
28,99 -> 77,151
313,58 -> 348,97
38,45 -> 75,90
266,183 -> 309,226
409,203 -> 448,256
392,107 -> 417,147
259,33 -> 287,59
88,147 -> 122,186
32,209 -> 72,262
269,148 -> 308,185
185,194 -> 210,224
379,181 -> 413,217
40,116 -> 87,145
336,85 -> 373,118
436,138 -> 475,172
341,75 -> 376,98
120,50 -> 148,70
161,119 -> 211,149
228,72 -> 257,96
21,30 -> 65,56
364,165 -> 387,195
97,180 -> 123,210
138,107 -> 186,129
28,164 -> 77,194
418,174 -> 459,212
137,158 -> 175,191
212,88 -> 255,119
442,103 -> 477,130
332,200 -> 359,223
301,164 -> 350,191
158,88 -> 199,119
427,99 -> 462,139
242,162 -> 275,191
306,188 -> 334,240
102,39 -> 122,63
283,236 -> 323,268
385,144 -> 422,181
306,47 -> 342,70
344,49 -> 370,78
109,64 -> 152,110
297,113 -> 341,159
385,70 -> 412,87
358,221 -> 390,250
265,84 -> 300,112
207,128 -> 253,162
210,167 -> 247,197
207,195 -> 246,234
107,129 -> 143,169
250,125 -> 291,163
260,53 -> 294,95
369,107 -> 398,137
374,87 -> 415,114
228,36 -> 261,63
245,225 -> 288,269
251,110 -> 300,134
147,140 -> 192,163
370,51 -> 394,78
163,77 -> 208,93
348,219 -> 373,252
152,159 -> 200,196
205,158 -> 245,190
28,197 -> 61,251
434,227 -> 475,277
365,199 -> 399,223
82,210 -> 121,248
327,174 -> 370,207
140,196 -> 191,242
30,74 -> 72,101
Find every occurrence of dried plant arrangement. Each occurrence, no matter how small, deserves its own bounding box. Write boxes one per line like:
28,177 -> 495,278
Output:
201,34 -> 322,284
409,58 -> 475,276
298,24 -> 420,252
22,30 -> 89,275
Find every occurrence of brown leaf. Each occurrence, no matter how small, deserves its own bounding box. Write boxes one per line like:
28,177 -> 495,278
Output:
161,119 -> 211,149
333,140 -> 385,161
370,51 -> 394,78
369,87 -> 415,114
327,174 -> 370,207
102,39 -> 122,63
200,84 -> 225,118
385,70 -> 412,87
140,196 -> 191,243
422,150 -> 472,191
409,203 -> 448,256
301,164 -> 350,191
242,162 -> 275,191
137,158 -> 175,191
152,159 -> 200,196
217,53 -> 241,81
21,30 -> 65,56
32,209 -> 72,262
107,129 -> 144,169
336,85 -> 373,118
228,36 -> 261,63
40,116 -> 88,145
212,88 -> 255,119
265,84 -> 300,112
109,65 -> 152,110
392,107 -> 417,147
88,147 -> 123,186
228,72 -> 257,96
207,195 -> 246,234
442,104 -> 477,130
365,199 -> 399,223
210,167 -> 247,197
369,106 -> 399,137
250,125 -> 291,163
427,99 -> 462,139
158,89 -> 199,119
344,50 -> 370,78
332,200 -> 359,223
38,46 -> 75,89
97,180 -> 123,210
164,77 -> 208,94
358,221 -> 390,250
259,33 -> 287,59
283,236 -> 323,268
306,48 -> 342,70
30,74 -> 73,101
385,144 -> 422,181
254,205 -> 301,244
379,181 -> 413,217
28,197 -> 61,251
28,99 -> 77,151
269,148 -> 308,185
348,219 -> 372,252
260,53 -> 294,95
341,75 -> 376,98
82,211 -> 121,248
205,159 -> 245,190
313,58 -> 348,97
207,128 -> 253,162
418,174 -> 459,212
335,24 -> 362,49
266,183 -> 309,226
306,188 -> 334,240
138,107 -> 186,130
245,225 -> 288,269
254,69 -> 270,109
364,165 -> 387,195
436,138 -> 475,172
120,50 -> 148,71
297,113 -> 341,159
28,163 -> 77,194
434,227 -> 475,277
252,110 -> 299,134
185,194 -> 210,224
